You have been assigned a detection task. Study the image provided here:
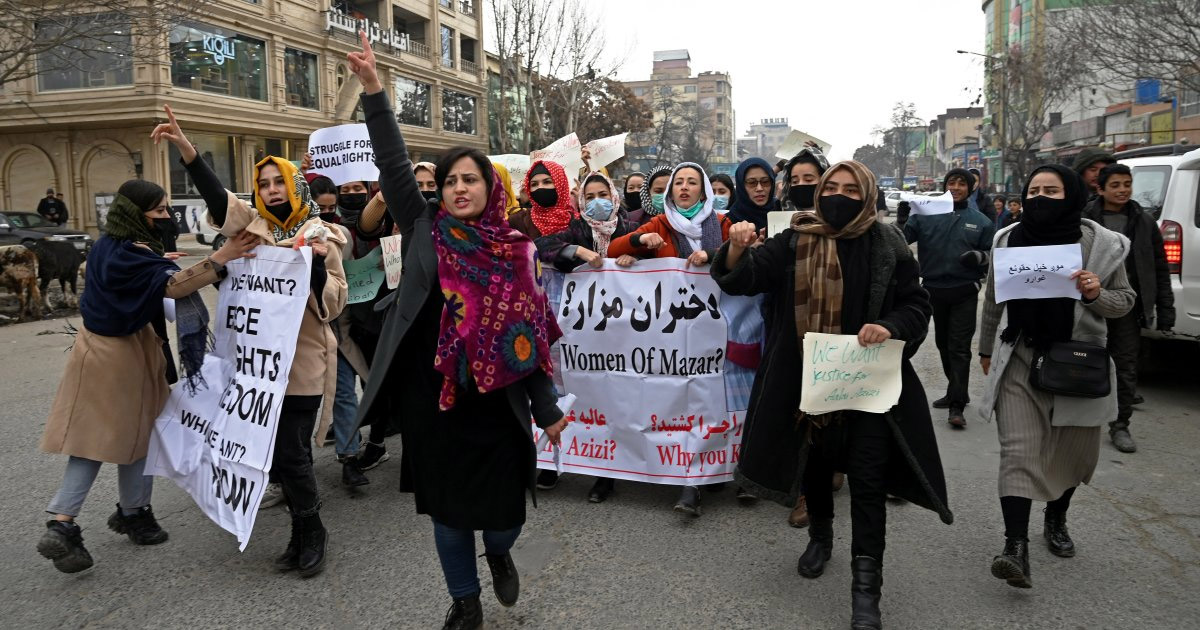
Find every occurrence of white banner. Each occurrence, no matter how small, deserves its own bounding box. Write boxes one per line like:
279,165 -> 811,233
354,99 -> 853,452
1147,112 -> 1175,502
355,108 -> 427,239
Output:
582,132 -> 628,170
307,124 -> 379,185
533,260 -> 763,485
900,190 -> 953,216
146,246 -> 312,550
380,234 -> 403,289
993,243 -> 1083,303
799,332 -> 904,415
489,154 -> 532,193
531,133 -> 585,176
775,129 -> 832,160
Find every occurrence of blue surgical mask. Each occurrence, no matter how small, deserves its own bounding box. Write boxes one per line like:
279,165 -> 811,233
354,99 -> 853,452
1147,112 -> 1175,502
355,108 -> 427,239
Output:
713,195 -> 730,210
651,193 -> 665,213
584,197 -> 614,221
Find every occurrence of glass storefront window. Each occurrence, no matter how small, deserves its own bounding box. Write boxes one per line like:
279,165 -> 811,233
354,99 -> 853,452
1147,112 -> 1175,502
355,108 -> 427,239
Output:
37,15 -> 132,91
442,89 -> 476,135
169,134 -> 239,196
284,48 -> 320,110
395,76 -> 432,127
170,22 -> 267,101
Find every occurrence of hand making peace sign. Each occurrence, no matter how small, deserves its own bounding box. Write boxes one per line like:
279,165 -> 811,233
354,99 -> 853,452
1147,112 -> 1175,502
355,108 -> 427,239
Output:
347,30 -> 384,95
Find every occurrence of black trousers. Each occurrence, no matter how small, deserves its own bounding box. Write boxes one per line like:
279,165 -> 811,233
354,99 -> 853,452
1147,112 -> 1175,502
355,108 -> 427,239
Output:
271,397 -> 321,516
803,414 -> 892,560
1106,311 -> 1140,431
927,284 -> 980,409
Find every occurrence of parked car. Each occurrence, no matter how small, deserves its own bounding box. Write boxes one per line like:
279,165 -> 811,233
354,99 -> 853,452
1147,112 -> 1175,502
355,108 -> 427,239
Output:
0,212 -> 92,252
883,191 -> 903,213
1116,145 -> 1200,346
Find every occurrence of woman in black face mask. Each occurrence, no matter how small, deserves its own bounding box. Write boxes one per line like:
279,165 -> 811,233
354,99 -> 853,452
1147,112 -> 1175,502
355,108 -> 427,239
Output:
711,160 -> 951,630
778,147 -> 830,216
978,164 -> 1134,591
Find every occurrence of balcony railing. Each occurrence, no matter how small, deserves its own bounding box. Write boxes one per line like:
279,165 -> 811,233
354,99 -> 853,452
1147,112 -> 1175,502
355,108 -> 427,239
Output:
459,1 -> 475,16
460,59 -> 480,75
406,40 -> 431,60
441,56 -> 455,69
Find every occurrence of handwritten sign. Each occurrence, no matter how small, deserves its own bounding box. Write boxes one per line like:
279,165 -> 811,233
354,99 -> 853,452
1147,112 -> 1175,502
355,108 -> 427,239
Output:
775,129 -> 832,160
146,246 -> 312,550
380,234 -> 403,289
489,154 -> 531,193
531,133 -> 585,176
342,248 -> 384,304
306,124 -> 379,186
992,243 -> 1083,303
530,259 -> 761,485
900,190 -> 954,216
767,211 -> 795,238
582,132 -> 628,170
799,332 -> 904,415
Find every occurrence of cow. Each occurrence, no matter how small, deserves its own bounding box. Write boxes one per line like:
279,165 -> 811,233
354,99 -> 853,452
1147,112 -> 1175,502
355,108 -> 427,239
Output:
28,241 -> 83,310
0,245 -> 42,320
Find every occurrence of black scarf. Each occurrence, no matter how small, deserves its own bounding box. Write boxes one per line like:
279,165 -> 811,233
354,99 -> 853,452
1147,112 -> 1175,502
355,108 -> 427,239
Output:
1001,164 -> 1086,349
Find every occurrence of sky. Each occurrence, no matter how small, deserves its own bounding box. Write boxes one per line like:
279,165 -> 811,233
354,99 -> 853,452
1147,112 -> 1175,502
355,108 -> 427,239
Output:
490,0 -> 988,162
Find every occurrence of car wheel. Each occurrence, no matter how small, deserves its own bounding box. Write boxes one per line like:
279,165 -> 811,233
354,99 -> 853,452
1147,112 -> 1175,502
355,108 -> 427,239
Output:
195,234 -> 208,246
21,239 -> 35,247
211,234 -> 226,251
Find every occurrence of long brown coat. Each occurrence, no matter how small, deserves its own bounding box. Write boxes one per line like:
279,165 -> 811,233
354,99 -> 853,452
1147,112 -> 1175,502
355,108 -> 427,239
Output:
40,257 -> 222,465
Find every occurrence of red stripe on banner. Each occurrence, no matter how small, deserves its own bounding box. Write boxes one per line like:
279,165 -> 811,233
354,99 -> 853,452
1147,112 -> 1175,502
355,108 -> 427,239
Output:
568,268 -> 712,277
536,460 -> 731,479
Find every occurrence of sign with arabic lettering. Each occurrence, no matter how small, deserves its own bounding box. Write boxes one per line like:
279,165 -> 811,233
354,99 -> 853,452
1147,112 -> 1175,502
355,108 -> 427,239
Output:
992,244 -> 1083,303
530,259 -> 764,485
798,332 -> 904,415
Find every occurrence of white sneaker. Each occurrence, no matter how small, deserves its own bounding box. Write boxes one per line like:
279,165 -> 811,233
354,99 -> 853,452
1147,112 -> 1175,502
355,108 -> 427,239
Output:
259,483 -> 284,509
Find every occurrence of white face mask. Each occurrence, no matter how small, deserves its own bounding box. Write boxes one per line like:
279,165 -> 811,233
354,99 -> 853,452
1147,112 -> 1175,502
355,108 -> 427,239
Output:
712,195 -> 730,211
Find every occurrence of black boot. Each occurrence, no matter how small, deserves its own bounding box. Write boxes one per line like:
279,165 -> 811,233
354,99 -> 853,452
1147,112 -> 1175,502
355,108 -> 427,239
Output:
850,556 -> 883,630
442,592 -> 483,630
797,518 -> 833,578
274,513 -> 302,571
673,486 -> 701,516
107,504 -> 169,545
588,477 -> 615,503
342,461 -> 369,487
484,551 -> 520,607
37,520 -> 94,573
991,537 -> 1032,588
298,513 -> 328,577
1043,508 -> 1076,558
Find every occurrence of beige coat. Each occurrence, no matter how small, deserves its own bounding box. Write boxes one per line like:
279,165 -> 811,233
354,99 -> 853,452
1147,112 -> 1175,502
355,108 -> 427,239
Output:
40,257 -> 222,465
212,192 -> 348,444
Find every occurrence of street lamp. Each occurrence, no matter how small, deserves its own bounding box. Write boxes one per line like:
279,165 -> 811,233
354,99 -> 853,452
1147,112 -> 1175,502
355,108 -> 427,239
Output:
958,49 -> 1007,192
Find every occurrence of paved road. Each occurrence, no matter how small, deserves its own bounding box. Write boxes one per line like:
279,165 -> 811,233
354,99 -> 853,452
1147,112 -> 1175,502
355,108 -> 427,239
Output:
0,250 -> 1197,629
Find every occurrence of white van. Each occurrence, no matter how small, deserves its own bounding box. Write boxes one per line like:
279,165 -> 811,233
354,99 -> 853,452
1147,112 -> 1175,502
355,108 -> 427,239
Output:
171,193 -> 252,249
1117,146 -> 1200,345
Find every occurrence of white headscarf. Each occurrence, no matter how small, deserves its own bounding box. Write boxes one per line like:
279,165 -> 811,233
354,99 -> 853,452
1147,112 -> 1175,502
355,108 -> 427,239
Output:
663,162 -> 715,252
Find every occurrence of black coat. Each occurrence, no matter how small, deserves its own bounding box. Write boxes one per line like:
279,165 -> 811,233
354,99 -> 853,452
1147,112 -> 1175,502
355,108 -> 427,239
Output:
535,214 -> 636,273
711,222 -> 953,523
1082,199 -> 1175,330
355,90 -> 563,508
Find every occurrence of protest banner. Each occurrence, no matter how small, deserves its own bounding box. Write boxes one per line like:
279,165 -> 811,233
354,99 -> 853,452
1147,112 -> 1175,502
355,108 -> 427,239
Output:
532,259 -> 763,485
306,124 -> 379,185
489,154 -> 532,192
531,133 -> 585,175
146,246 -> 312,551
900,190 -> 954,216
993,243 -> 1083,303
582,133 -> 628,170
767,211 -> 795,237
799,332 -> 904,415
380,234 -> 403,289
343,247 -> 384,304
775,129 -> 833,160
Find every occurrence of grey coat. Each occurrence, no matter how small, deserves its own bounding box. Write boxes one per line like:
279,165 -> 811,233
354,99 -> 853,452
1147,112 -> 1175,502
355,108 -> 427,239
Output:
978,220 -> 1136,427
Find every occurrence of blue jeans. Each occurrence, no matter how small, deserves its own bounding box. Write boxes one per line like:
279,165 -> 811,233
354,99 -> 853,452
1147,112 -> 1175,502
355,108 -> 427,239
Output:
47,456 -> 153,517
332,354 -> 362,456
432,519 -> 522,598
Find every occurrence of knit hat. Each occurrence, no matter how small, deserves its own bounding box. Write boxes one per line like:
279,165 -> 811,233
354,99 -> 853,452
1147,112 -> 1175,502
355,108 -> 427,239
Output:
1071,148 -> 1115,176
943,168 -> 976,193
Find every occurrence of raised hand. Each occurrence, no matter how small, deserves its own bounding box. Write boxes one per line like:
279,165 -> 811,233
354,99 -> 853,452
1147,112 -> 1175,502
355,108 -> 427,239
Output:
150,105 -> 196,163
639,232 -> 665,250
728,221 -> 757,250
346,30 -> 382,94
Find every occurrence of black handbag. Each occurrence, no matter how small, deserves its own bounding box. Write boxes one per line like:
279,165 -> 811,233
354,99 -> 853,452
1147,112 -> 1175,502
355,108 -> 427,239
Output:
1029,341 -> 1110,398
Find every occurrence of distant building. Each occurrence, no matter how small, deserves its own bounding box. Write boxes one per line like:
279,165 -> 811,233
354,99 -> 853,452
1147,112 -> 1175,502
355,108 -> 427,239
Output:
740,118 -> 794,164
622,50 -> 736,172
932,107 -> 983,170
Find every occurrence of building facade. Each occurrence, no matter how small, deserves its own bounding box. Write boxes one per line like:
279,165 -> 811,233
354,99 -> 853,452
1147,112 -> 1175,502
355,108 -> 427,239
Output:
739,118 -> 794,164
622,50 -> 736,172
0,0 -> 487,233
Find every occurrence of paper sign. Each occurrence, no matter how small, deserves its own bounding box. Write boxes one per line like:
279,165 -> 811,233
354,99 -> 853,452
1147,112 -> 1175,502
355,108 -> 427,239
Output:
767,211 -> 795,237
306,124 -> 379,185
799,332 -> 904,415
775,129 -> 833,160
900,190 -> 954,216
992,244 -> 1083,303
490,154 -> 532,193
146,246 -> 312,550
380,234 -> 403,289
531,133 -> 585,176
342,247 -> 385,304
582,132 -> 628,170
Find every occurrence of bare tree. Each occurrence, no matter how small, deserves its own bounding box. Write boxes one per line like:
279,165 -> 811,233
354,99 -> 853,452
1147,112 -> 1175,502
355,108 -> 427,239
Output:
1050,0 -> 1200,97
875,102 -> 924,185
0,0 -> 210,87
